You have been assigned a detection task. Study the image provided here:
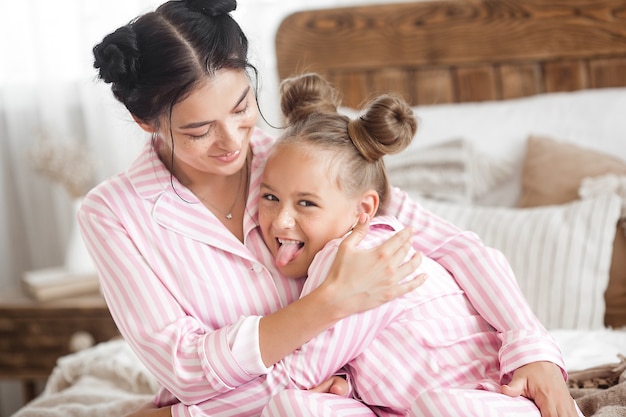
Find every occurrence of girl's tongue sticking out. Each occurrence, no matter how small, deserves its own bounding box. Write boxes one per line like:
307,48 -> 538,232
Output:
276,240 -> 301,267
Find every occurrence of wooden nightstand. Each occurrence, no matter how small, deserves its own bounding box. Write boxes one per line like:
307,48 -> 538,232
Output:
0,285 -> 119,404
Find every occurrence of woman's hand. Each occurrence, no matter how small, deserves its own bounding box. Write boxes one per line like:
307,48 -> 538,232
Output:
124,402 -> 171,417
501,361 -> 579,417
322,213 -> 425,318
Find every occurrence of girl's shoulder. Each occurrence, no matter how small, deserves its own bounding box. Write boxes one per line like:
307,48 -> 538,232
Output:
369,215 -> 404,234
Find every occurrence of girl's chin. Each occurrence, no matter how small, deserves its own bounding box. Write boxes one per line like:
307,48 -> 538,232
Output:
278,264 -> 307,279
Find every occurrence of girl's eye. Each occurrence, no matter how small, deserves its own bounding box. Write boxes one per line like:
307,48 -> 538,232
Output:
262,193 -> 278,202
298,200 -> 317,208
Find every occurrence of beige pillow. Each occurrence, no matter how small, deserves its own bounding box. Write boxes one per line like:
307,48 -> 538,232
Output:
518,135 -> 626,328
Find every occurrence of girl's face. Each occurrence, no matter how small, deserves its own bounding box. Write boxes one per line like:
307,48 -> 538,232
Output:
259,143 -> 361,278
156,69 -> 258,183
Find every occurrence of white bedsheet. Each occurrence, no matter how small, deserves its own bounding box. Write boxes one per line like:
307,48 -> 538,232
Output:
551,328 -> 626,371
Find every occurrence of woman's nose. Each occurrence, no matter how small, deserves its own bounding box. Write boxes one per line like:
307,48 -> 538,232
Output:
216,121 -> 242,148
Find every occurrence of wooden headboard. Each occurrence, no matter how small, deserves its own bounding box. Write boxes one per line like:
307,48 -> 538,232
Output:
275,0 -> 626,108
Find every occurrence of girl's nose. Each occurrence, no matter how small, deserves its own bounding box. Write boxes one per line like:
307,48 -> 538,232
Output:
275,206 -> 295,229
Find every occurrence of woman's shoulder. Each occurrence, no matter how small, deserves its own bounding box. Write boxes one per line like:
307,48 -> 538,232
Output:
83,141 -> 167,206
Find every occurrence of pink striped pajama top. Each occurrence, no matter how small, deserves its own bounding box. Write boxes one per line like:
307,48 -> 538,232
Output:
284,215 -> 566,416
77,127 -> 566,416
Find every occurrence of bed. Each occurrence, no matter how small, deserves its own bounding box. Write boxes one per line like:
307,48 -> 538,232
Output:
13,0 -> 626,416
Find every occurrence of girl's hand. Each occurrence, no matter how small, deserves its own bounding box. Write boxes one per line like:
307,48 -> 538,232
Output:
323,213 -> 425,318
501,361 -> 579,417
309,375 -> 349,396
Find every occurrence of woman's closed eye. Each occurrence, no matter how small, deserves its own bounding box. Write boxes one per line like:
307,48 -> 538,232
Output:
235,101 -> 250,116
187,126 -> 213,140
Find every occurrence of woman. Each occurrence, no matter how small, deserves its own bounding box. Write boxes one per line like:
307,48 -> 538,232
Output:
84,1 -> 419,415
82,1 -> 576,416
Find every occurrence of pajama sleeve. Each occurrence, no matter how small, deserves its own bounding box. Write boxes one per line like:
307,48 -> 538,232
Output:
383,187 -> 566,380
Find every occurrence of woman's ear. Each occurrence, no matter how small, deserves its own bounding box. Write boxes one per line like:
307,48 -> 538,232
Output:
132,114 -> 155,133
358,190 -> 379,219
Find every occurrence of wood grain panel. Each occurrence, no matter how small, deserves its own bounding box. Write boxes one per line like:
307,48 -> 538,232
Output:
276,0 -> 626,105
589,58 -> 626,88
543,60 -> 587,92
330,71 -> 370,108
455,66 -> 499,102
500,64 -> 542,99
414,68 -> 455,105
370,69 -> 414,104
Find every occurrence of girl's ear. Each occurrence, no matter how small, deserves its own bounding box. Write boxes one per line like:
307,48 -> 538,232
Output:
132,114 -> 155,133
358,190 -> 379,219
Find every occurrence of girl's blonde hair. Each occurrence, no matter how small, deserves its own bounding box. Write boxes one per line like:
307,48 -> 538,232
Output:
277,73 -> 417,213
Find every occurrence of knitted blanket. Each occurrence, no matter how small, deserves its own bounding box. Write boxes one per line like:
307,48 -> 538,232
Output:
569,355 -> 626,417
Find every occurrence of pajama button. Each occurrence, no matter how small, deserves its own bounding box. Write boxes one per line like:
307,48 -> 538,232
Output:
252,263 -> 263,273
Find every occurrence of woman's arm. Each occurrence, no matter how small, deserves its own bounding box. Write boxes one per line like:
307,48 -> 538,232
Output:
384,188 -> 565,374
384,189 -> 578,416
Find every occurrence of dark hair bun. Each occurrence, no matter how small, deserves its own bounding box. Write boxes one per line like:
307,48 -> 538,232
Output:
280,73 -> 341,124
184,0 -> 236,16
93,26 -> 140,88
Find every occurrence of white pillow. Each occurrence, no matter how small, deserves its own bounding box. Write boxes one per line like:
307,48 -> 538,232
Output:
420,194 -> 621,330
385,138 -> 513,204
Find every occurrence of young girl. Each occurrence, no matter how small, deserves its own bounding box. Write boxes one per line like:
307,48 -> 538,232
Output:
255,73 -> 584,416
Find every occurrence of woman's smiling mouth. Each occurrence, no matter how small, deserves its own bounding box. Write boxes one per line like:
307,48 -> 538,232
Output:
214,150 -> 240,163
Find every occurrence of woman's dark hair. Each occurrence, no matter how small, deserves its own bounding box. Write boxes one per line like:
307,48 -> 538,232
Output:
92,0 -> 254,127
278,73 -> 417,213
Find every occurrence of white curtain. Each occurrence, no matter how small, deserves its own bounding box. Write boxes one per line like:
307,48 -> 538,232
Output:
0,0 -> 161,292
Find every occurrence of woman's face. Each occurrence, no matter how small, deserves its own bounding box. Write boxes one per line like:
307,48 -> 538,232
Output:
158,69 -> 258,183
259,143 -> 360,278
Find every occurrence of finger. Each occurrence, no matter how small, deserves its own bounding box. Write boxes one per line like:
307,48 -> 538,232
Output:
374,227 -> 415,267
500,379 -> 525,398
309,377 -> 334,393
341,213 -> 370,249
308,376 -> 348,396
328,376 -> 349,396
397,251 -> 423,275
394,272 -> 427,297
